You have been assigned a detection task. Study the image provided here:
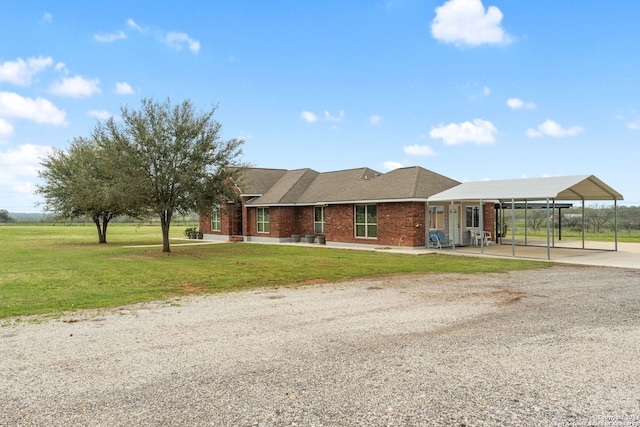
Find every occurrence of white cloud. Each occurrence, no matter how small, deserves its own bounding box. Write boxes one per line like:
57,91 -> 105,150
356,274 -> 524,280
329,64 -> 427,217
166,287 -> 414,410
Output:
403,144 -> 437,156
526,119 -> 583,138
626,120 -> 640,130
483,86 -> 490,96
431,0 -> 512,47
55,62 -> 67,72
0,144 -> 51,183
127,18 -> 143,32
370,115 -> 383,125
507,97 -> 536,109
300,111 -> 318,122
42,12 -> 52,23
115,82 -> 134,95
0,56 -> 54,86
94,30 -> 127,43
0,92 -> 67,125
324,110 -> 344,122
430,119 -> 497,145
49,75 -> 101,98
0,118 -> 13,138
383,161 -> 404,171
165,32 -> 200,54
88,110 -> 111,120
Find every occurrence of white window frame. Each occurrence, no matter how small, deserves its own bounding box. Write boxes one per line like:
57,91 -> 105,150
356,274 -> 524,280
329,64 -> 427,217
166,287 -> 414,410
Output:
466,206 -> 480,228
355,204 -> 377,238
257,207 -> 270,233
211,206 -> 221,232
314,206 -> 325,234
429,206 -> 444,229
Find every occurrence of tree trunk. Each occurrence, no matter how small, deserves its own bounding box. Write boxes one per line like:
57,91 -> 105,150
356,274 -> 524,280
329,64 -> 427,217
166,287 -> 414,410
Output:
93,214 -> 109,244
160,209 -> 172,253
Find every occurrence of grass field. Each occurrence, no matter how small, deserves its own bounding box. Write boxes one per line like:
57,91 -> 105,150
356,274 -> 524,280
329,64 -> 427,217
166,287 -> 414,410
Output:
0,223 -> 548,320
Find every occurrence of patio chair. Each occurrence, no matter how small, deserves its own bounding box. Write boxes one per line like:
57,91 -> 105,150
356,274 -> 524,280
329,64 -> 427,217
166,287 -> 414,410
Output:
428,230 -> 453,249
473,230 -> 492,246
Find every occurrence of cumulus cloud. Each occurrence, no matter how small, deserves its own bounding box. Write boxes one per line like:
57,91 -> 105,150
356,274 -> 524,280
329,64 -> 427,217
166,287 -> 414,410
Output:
431,0 -> 512,47
324,110 -> 344,122
0,144 -> 47,181
0,56 -> 54,86
403,144 -> 437,156
0,118 -> 13,138
626,120 -> 640,130
127,18 -> 143,32
115,81 -> 134,95
526,119 -> 583,138
383,161 -> 404,171
94,30 -> 127,43
430,119 -> 497,145
49,75 -> 101,98
300,111 -> 318,122
370,115 -> 383,125
0,92 -> 67,125
507,97 -> 536,109
88,110 -> 111,120
165,32 -> 200,54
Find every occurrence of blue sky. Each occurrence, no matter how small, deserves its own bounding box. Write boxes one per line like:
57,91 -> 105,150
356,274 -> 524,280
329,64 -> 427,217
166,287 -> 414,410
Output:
1,0 -> 639,212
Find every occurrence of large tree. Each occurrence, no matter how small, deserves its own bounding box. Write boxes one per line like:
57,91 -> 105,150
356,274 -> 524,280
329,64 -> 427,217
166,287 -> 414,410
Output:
37,136 -> 131,243
99,98 -> 245,252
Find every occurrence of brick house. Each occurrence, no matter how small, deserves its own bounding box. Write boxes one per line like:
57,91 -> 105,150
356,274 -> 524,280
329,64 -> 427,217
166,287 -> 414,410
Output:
199,166 -> 496,249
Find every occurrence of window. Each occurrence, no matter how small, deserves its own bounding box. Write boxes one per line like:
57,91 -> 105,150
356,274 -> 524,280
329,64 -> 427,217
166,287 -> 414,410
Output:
355,204 -> 377,238
314,206 -> 325,234
429,206 -> 444,229
257,207 -> 270,233
466,206 -> 480,228
211,206 -> 221,232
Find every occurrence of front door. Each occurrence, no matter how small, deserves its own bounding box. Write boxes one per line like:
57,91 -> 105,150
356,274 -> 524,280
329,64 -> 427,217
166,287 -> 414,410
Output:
449,204 -> 462,245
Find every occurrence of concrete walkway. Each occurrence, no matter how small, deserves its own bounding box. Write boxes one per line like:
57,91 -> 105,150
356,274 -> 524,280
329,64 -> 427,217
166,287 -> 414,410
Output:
145,237 -> 639,270
420,239 -> 640,269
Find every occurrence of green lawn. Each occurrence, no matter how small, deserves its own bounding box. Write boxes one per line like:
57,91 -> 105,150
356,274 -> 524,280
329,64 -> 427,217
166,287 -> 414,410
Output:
0,223 -> 547,320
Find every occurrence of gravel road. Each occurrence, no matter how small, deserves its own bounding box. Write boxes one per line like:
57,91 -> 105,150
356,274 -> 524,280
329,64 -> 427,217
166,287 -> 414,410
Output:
1,265 -> 639,426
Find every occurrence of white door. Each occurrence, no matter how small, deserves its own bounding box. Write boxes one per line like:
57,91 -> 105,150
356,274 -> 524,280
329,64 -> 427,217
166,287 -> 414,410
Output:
449,204 -> 462,245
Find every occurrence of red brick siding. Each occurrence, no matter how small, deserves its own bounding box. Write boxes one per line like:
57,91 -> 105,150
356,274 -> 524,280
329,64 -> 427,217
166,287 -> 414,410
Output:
199,203 -> 239,236
483,203 -> 496,242
325,202 -> 426,247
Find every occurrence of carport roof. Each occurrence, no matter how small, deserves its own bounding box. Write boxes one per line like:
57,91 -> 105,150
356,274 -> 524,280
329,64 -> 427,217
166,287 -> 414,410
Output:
427,175 -> 623,202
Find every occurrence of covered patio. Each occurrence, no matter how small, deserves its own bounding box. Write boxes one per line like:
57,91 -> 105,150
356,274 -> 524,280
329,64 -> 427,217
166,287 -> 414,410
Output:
426,175 -> 624,260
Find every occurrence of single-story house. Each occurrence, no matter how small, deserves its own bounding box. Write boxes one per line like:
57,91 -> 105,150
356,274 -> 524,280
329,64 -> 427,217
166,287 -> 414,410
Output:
199,166 -> 497,249
199,167 -> 624,256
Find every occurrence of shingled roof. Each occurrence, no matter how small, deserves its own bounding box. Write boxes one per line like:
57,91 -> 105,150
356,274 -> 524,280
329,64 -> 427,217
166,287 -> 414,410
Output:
242,166 -> 460,206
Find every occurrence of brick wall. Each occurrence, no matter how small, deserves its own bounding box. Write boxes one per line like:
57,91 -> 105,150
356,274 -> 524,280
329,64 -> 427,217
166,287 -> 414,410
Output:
483,203 -> 496,242
325,202 -> 426,247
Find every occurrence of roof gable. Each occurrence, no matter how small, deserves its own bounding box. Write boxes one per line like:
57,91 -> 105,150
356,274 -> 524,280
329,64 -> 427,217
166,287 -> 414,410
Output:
244,166 -> 460,206
428,175 -> 623,202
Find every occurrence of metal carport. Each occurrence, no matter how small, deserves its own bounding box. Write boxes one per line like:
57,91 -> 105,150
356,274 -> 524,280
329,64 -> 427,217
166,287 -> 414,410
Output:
427,175 -> 624,260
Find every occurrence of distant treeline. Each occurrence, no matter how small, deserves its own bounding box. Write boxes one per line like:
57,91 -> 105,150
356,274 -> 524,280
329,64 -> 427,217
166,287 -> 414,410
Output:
2,210 -> 199,225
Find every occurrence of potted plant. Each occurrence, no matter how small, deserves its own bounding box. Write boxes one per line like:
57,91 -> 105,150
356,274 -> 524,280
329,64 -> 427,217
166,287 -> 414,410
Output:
184,227 -> 197,239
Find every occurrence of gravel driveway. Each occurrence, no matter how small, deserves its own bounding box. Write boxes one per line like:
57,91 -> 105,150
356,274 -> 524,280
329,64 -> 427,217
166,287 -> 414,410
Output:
1,265 -> 639,426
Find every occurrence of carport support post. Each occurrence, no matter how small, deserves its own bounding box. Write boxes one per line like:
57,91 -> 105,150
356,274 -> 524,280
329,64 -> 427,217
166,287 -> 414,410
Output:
524,201 -> 528,246
546,199 -> 551,260
581,200 -> 585,249
614,199 -> 618,251
479,199 -> 484,254
511,198 -> 516,257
